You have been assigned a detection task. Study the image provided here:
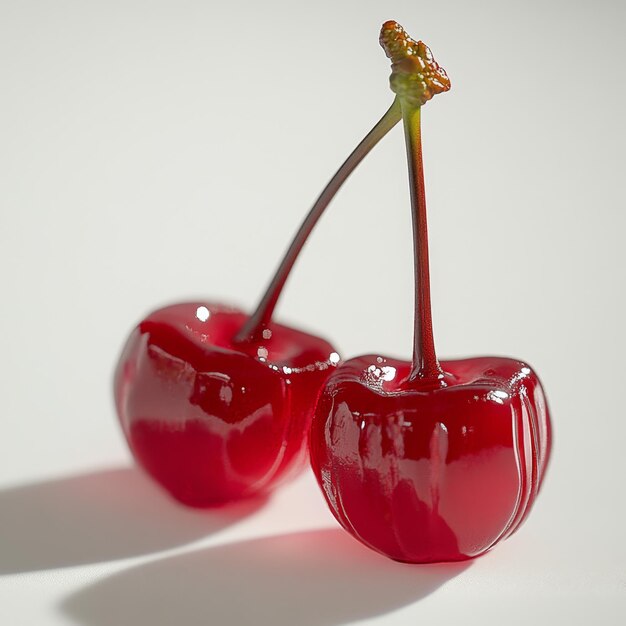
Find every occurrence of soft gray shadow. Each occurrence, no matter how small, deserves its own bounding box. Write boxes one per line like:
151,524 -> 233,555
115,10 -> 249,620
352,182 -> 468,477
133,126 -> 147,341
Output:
61,528 -> 470,626
0,466 -> 266,574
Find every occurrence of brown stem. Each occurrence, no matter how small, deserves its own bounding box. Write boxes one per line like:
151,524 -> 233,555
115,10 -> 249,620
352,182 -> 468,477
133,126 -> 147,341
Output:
234,98 -> 402,343
400,101 -> 444,382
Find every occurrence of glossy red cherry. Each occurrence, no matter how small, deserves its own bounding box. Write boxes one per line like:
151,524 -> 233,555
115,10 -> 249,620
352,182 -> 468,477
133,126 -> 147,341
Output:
115,302 -> 338,506
310,355 -> 551,562
114,99 -> 402,507
309,21 -> 552,562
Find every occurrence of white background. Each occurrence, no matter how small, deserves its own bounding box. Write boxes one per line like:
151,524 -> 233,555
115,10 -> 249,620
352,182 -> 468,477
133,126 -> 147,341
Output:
1,1 -> 625,624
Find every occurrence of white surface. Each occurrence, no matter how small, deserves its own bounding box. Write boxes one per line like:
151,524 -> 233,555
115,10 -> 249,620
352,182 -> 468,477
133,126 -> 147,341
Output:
1,1 -> 625,624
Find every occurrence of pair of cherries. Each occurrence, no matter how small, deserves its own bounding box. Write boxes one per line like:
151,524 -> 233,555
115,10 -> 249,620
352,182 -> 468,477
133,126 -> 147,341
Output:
114,22 -> 552,564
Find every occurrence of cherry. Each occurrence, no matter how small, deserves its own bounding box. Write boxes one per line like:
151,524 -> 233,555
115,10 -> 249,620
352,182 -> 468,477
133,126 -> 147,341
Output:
114,99 -> 402,507
309,21 -> 552,562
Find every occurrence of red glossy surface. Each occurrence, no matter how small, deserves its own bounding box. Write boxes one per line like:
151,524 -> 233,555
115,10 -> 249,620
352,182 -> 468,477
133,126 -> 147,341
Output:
115,302 -> 338,507
310,355 -> 552,563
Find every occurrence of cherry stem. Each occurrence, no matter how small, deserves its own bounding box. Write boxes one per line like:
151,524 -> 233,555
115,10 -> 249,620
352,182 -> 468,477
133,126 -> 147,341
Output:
400,100 -> 444,383
234,97 -> 402,344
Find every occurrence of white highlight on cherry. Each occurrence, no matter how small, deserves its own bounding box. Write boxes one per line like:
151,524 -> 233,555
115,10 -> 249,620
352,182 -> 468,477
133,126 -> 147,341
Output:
196,306 -> 210,322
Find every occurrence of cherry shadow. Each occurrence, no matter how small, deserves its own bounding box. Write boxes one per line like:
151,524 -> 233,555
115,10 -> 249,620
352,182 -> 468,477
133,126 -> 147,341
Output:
61,528 -> 470,626
0,466 -> 266,574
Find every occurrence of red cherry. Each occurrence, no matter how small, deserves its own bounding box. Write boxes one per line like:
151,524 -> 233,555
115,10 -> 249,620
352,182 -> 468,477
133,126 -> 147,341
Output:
114,100 -> 402,506
115,302 -> 338,506
310,355 -> 551,562
309,22 -> 552,562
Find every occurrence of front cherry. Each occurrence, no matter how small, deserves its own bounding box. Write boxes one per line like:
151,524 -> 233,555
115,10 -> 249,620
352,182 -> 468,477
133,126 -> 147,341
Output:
114,97 -> 402,506
310,356 -> 551,562
309,22 -> 552,562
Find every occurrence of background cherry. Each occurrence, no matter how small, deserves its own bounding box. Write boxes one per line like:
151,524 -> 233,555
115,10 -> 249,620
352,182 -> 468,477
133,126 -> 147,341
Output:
309,21 -> 552,562
114,100 -> 401,506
